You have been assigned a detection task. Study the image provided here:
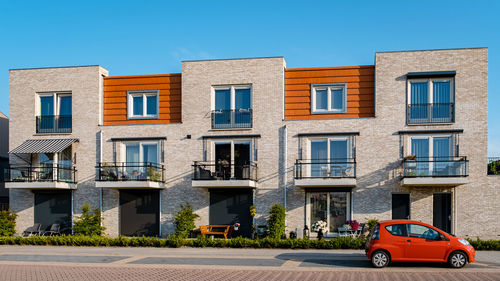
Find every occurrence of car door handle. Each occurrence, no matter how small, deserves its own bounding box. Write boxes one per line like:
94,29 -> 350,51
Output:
407,239 -> 411,242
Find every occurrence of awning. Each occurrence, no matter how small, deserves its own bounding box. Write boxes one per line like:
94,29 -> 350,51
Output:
9,139 -> 79,154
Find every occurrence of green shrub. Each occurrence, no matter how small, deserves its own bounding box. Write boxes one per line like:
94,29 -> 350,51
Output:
365,218 -> 379,232
73,203 -> 105,236
267,203 -> 286,239
0,210 -> 17,236
173,203 -> 199,238
467,238 -> 500,251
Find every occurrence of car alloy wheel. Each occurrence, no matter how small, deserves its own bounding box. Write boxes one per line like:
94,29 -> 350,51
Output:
372,251 -> 389,268
449,251 -> 467,268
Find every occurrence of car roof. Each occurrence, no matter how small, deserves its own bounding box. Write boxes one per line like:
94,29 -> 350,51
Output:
378,219 -> 428,225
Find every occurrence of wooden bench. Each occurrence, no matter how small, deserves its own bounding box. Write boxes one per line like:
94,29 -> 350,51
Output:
200,225 -> 232,239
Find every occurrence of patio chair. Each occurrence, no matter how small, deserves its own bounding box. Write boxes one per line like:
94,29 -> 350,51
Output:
22,223 -> 42,237
337,226 -> 349,237
43,224 -> 61,236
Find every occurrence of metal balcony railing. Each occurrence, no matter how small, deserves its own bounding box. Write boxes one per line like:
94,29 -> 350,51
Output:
402,157 -> 468,177
407,103 -> 454,124
211,109 -> 252,129
487,157 -> 500,175
36,115 -> 72,133
192,161 -> 258,181
294,159 -> 356,179
4,165 -> 77,183
95,162 -> 165,182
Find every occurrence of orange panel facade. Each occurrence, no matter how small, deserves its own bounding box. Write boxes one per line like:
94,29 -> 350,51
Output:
284,65 -> 375,120
103,74 -> 182,125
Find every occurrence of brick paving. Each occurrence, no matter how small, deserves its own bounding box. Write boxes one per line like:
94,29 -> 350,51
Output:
0,264 -> 499,281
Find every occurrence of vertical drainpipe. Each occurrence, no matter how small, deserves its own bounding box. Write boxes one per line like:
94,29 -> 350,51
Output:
283,125 -> 287,210
98,130 -> 103,228
453,188 -> 457,235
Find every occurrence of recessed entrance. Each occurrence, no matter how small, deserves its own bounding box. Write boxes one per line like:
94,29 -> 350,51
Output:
119,189 -> 160,237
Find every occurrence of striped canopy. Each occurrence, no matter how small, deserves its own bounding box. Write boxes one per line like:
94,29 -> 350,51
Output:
9,139 -> 78,154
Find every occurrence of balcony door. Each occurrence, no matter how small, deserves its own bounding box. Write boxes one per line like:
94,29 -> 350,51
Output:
214,141 -> 251,180
408,79 -> 453,123
125,142 -> 158,180
411,136 -> 451,176
310,138 -> 349,177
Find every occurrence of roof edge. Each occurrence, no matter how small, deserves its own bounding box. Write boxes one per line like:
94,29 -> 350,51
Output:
9,65 -> 104,71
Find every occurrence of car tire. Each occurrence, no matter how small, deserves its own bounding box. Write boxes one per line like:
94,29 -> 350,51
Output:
371,250 -> 390,268
448,251 -> 468,268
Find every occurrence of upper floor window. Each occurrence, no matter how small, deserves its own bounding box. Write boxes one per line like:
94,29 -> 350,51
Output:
311,84 -> 346,114
211,85 -> 252,129
127,91 -> 158,119
36,92 -> 72,133
407,78 -> 454,124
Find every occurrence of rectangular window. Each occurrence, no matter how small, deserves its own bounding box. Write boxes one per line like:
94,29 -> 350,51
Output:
409,135 -> 453,176
408,78 -> 454,124
310,137 -> 351,177
212,85 -> 252,129
37,93 -> 72,133
311,84 -> 346,114
124,142 -> 160,180
128,91 -> 159,119
307,192 -> 350,237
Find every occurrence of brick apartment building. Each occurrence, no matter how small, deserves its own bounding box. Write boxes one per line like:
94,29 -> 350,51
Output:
5,47 -> 499,239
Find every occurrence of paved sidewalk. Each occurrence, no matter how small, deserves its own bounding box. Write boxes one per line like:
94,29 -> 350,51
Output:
0,246 -> 498,280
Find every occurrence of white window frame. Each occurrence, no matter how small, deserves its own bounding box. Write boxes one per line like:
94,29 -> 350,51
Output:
121,141 -> 160,164
311,83 -> 347,114
211,139 -> 253,178
211,85 -> 252,111
308,137 -> 350,177
407,78 -> 454,105
127,90 -> 159,119
35,92 -> 72,116
407,134 -> 453,159
305,191 -> 351,238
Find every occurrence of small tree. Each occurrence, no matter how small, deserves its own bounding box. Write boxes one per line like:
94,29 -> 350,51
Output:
0,210 -> 17,236
174,203 -> 199,238
267,203 -> 286,239
73,203 -> 105,236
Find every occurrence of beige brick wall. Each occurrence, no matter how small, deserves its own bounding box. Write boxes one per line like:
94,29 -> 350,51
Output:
8,49 -> 498,239
8,66 -> 108,233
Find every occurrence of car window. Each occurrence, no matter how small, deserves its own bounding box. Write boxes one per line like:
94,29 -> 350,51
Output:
385,224 -> 407,237
407,224 -> 439,240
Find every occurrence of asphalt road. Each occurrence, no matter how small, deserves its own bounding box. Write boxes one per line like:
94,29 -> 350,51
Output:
0,246 -> 498,280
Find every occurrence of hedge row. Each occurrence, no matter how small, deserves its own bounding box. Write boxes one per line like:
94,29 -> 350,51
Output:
467,238 -> 500,251
0,236 -> 498,250
0,235 -> 367,249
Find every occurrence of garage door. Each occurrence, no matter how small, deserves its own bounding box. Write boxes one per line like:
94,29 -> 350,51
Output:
34,191 -> 72,234
119,190 -> 159,237
209,189 -> 253,237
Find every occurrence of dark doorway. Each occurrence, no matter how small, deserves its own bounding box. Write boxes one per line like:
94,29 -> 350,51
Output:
392,193 -> 410,220
433,193 -> 452,233
215,143 -> 231,180
119,189 -> 159,237
34,191 -> 72,234
209,189 -> 253,237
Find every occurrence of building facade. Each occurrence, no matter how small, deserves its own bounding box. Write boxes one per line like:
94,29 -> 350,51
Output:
6,48 -> 499,239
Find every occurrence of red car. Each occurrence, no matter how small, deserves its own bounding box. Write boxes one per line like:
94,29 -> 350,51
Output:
365,220 -> 475,268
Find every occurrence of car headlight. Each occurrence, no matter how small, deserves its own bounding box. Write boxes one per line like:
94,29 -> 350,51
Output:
458,238 -> 471,246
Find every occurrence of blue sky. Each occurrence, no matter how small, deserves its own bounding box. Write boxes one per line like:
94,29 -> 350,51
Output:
0,0 -> 498,155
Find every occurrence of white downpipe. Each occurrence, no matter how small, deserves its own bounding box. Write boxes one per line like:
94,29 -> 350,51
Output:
283,125 -> 287,210
453,188 -> 457,235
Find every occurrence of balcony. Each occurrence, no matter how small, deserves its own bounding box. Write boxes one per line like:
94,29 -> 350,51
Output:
4,165 -> 77,189
401,157 -> 468,186
95,162 -> 165,189
407,103 -> 454,124
294,159 -> 357,188
487,157 -> 500,175
36,115 -> 72,134
211,109 -> 252,129
192,161 -> 258,188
